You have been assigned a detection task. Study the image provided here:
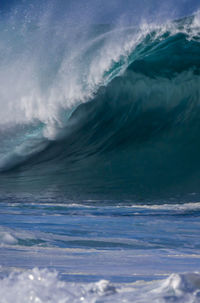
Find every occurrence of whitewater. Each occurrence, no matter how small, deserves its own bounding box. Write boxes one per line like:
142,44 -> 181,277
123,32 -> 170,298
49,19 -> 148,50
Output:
1,200 -> 200,302
1,1 -> 200,302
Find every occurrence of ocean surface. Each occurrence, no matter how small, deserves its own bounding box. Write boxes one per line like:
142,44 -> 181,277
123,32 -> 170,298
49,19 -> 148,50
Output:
0,6 -> 200,302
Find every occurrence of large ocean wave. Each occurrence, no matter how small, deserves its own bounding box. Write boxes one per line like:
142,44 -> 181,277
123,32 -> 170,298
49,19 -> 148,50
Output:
1,12 -> 200,198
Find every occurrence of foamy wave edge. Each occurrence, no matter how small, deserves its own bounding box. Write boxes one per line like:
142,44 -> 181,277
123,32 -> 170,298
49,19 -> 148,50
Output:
1,268 -> 200,302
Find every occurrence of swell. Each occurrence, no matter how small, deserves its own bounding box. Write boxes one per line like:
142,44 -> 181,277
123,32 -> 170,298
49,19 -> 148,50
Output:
1,15 -> 200,198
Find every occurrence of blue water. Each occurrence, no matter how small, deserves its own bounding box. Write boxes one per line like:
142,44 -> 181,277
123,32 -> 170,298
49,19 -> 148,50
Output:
0,5 -> 200,302
1,198 -> 200,302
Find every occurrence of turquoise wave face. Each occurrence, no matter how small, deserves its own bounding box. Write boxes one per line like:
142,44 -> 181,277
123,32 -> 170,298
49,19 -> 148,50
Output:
1,15 -> 200,199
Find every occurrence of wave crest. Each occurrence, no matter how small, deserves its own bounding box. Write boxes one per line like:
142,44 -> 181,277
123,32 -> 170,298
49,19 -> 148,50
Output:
1,14 -> 200,198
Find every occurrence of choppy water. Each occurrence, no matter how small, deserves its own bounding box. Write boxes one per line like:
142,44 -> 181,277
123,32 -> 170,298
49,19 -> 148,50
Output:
1,199 -> 200,302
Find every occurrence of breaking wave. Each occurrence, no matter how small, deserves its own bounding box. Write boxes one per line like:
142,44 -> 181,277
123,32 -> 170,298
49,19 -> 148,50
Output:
1,12 -> 200,198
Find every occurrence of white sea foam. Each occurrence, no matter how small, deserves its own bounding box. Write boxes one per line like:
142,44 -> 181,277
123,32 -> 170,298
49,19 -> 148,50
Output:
0,12 -> 150,169
0,268 -> 200,302
0,232 -> 17,245
130,202 -> 200,212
